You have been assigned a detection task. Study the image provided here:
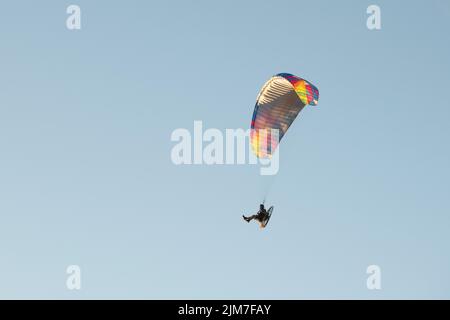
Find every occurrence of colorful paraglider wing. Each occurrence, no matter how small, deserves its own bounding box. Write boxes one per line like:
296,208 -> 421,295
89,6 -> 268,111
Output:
250,73 -> 319,158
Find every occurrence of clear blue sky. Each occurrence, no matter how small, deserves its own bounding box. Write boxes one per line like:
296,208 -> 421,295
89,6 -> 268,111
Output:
1,0 -> 449,299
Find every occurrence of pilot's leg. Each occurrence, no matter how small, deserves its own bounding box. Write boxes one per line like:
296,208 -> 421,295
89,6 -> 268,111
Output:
243,215 -> 257,222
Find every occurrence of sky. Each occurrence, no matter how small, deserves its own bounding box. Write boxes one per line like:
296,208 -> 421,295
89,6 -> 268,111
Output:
0,0 -> 450,299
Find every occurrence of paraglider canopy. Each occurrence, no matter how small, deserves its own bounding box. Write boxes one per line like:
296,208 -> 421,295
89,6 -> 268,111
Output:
250,73 -> 319,158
